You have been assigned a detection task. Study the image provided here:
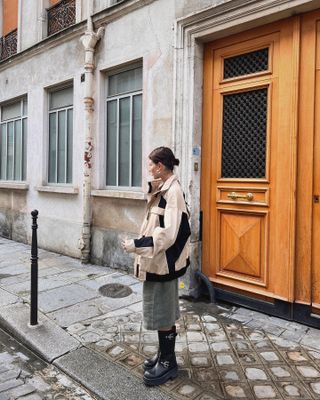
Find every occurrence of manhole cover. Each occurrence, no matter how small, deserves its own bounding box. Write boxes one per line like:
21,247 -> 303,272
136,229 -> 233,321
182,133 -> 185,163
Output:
99,283 -> 133,298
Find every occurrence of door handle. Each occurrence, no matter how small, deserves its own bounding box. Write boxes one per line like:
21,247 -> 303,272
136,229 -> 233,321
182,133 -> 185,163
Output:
227,192 -> 254,201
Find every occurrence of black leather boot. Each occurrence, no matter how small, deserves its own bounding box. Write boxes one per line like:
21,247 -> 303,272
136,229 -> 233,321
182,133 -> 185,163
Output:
143,326 -> 176,371
143,327 -> 178,386
143,349 -> 160,371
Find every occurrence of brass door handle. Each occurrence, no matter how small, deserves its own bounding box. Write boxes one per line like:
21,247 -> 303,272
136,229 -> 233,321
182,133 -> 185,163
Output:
227,192 -> 254,201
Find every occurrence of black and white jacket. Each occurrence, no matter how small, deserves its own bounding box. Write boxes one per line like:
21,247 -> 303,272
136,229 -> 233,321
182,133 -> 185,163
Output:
126,175 -> 191,282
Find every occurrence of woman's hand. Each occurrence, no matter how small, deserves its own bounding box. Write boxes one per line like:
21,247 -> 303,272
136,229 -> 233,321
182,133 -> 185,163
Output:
121,239 -> 135,253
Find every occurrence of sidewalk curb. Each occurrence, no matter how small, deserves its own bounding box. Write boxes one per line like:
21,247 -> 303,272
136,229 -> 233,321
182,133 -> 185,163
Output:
54,347 -> 175,400
0,302 -> 80,363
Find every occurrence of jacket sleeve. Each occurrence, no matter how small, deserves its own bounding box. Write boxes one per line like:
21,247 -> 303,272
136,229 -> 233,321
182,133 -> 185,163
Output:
132,189 -> 182,258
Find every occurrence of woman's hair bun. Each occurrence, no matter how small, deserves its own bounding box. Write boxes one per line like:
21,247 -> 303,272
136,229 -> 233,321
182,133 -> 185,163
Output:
149,147 -> 179,171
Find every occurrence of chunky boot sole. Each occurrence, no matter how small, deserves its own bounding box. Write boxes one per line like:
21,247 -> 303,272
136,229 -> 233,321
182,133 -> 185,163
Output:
143,366 -> 178,386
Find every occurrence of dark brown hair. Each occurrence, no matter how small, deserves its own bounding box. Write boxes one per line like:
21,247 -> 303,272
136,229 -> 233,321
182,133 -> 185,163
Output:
149,146 -> 180,171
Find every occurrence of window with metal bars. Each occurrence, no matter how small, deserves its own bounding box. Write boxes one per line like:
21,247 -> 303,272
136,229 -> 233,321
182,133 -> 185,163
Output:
48,86 -> 73,184
223,48 -> 269,79
0,98 -> 27,181
221,88 -> 268,179
106,66 -> 142,188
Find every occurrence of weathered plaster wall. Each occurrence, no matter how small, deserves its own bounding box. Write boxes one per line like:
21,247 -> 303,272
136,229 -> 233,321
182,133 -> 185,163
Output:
20,0 -> 38,50
91,197 -> 145,269
0,32 -> 85,256
175,0 -> 228,18
0,191 -> 28,242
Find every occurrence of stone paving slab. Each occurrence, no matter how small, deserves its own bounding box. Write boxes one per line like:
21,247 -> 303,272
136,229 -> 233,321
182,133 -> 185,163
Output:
0,327 -> 94,400
5,274 -> 72,295
0,288 -> 21,307
47,297 -> 110,327
36,283 -> 99,313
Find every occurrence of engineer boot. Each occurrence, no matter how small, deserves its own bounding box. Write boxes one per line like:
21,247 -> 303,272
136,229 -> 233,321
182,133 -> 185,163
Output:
143,327 -> 178,386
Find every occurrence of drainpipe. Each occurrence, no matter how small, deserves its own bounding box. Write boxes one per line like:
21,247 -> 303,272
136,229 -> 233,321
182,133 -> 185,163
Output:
79,16 -> 104,263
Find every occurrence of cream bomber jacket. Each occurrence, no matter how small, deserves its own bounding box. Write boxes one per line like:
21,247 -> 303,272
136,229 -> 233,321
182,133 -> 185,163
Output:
126,175 -> 191,282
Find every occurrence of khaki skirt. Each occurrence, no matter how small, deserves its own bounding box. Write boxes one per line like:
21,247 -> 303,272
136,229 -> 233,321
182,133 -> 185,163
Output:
142,279 -> 180,330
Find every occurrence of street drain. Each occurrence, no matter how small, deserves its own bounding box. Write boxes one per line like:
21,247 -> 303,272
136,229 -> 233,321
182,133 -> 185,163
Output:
99,283 -> 132,298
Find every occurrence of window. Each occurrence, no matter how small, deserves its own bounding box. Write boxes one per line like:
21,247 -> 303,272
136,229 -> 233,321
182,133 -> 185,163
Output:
48,86 -> 73,184
0,98 -> 27,181
106,66 -> 142,188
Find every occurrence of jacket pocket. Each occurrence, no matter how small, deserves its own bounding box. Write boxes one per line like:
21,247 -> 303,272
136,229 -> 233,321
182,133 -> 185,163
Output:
139,253 -> 169,275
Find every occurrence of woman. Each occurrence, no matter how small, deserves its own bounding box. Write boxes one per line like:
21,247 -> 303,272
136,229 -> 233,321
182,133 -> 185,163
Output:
122,146 -> 191,386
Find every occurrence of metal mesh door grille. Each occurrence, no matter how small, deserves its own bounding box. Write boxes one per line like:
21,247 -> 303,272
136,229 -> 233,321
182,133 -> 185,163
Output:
224,48 -> 269,79
221,88 -> 268,178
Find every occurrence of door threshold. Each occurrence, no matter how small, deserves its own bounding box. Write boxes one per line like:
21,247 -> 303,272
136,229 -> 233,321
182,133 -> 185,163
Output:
214,288 -> 320,328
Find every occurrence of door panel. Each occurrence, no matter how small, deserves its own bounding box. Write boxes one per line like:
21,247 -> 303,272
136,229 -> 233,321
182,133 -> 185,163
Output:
295,11 -> 320,316
312,19 -> 320,310
202,20 -> 297,301
218,210 -> 267,285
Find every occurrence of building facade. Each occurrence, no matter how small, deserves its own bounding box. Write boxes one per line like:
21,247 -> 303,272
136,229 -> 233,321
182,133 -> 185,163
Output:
0,0 -> 319,327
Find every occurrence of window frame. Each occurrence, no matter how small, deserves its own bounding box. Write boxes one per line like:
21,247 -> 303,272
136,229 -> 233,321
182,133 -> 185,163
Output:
47,84 -> 74,185
0,97 -> 27,182
105,64 -> 143,190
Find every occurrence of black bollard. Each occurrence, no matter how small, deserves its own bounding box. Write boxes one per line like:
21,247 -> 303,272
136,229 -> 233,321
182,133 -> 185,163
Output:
30,210 -> 39,326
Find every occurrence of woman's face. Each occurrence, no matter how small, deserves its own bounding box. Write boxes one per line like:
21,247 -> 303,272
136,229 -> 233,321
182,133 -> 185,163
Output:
148,159 -> 161,179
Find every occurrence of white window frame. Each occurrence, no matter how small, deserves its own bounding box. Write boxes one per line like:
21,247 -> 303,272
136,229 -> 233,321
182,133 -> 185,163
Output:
105,64 -> 143,190
0,97 -> 27,182
48,85 -> 73,185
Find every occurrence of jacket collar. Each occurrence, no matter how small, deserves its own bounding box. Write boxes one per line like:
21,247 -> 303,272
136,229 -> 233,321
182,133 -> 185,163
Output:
147,174 -> 178,196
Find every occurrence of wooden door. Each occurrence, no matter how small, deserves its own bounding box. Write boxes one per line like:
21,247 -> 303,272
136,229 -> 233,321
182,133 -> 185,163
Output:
295,10 -> 320,320
202,19 -> 298,303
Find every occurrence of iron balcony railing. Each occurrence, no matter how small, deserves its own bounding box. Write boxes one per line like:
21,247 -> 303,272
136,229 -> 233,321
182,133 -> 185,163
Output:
47,0 -> 76,36
0,29 -> 17,61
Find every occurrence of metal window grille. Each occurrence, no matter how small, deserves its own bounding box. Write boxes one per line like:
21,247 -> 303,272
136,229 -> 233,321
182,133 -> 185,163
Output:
48,87 -> 73,184
0,99 -> 27,181
47,0 -> 76,36
106,68 -> 142,188
0,29 -> 17,62
224,48 -> 269,79
221,88 -> 268,178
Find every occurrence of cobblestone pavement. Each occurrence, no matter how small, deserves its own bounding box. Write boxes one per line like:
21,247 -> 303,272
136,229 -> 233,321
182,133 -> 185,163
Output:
67,300 -> 320,400
0,237 -> 320,399
0,327 -> 95,400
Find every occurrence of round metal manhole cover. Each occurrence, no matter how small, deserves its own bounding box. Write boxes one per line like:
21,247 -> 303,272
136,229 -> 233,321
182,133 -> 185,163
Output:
98,283 -> 133,298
